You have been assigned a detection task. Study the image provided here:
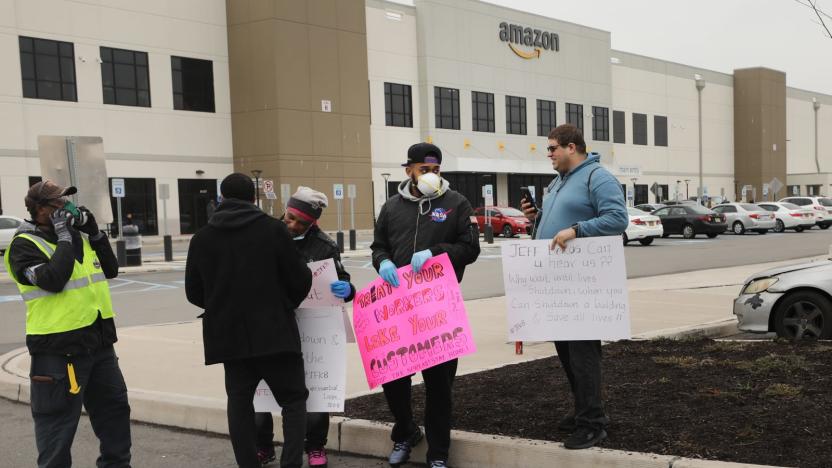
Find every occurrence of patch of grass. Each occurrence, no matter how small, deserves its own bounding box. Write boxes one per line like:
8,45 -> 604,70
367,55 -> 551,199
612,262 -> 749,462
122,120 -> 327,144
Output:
703,341 -> 748,353
658,377 -> 670,384
652,356 -> 716,368
761,383 -> 802,399
735,381 -> 754,392
734,354 -> 810,374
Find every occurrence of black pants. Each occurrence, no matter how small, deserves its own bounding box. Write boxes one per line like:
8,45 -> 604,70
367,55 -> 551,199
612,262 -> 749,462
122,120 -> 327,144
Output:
224,354 -> 308,468
554,340 -> 608,430
255,411 -> 329,452
382,358 -> 458,463
30,345 -> 132,468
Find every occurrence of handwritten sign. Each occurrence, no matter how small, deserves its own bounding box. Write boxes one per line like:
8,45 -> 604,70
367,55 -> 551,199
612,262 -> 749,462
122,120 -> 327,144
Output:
300,259 -> 342,308
501,237 -> 630,341
353,253 -> 476,389
254,307 -> 346,412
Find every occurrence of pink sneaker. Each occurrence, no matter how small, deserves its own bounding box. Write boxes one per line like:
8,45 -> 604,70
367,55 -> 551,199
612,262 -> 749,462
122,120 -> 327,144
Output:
307,448 -> 328,467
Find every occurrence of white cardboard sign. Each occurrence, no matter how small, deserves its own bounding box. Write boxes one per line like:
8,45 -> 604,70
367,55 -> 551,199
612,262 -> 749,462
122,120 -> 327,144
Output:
254,307 -> 346,412
501,237 -> 631,341
301,259 -> 343,308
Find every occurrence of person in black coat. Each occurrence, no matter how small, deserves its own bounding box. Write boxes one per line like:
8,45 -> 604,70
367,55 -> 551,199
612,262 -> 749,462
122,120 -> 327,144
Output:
254,186 -> 356,467
185,173 -> 312,468
371,143 -> 480,468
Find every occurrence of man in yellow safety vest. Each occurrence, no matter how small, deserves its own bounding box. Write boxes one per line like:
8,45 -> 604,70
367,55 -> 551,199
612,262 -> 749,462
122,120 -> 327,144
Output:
3,180 -> 131,468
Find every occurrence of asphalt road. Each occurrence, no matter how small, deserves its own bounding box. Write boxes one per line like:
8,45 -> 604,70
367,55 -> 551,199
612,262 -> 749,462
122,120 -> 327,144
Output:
0,398 -> 387,468
1,228 -> 831,355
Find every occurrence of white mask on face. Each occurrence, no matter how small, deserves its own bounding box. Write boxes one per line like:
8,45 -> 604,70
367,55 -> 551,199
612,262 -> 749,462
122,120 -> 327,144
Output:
416,172 -> 442,197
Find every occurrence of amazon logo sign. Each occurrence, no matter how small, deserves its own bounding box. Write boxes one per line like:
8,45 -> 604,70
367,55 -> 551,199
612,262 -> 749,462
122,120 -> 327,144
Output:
498,22 -> 559,59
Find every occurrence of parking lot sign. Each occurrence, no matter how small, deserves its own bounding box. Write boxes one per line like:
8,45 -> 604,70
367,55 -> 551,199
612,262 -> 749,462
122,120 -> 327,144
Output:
112,178 -> 125,198
263,179 -> 274,194
333,184 -> 344,200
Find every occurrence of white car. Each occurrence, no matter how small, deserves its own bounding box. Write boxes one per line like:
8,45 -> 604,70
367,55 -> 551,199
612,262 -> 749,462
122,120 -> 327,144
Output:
712,203 -> 776,234
623,207 -> 663,246
0,215 -> 24,253
756,202 -> 816,233
778,196 -> 832,229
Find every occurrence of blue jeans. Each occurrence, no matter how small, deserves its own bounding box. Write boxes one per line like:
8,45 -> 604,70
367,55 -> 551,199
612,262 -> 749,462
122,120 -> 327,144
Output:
29,345 -> 132,468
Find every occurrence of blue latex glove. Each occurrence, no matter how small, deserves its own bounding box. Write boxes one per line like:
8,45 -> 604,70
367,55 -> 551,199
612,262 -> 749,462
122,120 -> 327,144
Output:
411,249 -> 433,273
378,260 -> 400,288
331,280 -> 351,299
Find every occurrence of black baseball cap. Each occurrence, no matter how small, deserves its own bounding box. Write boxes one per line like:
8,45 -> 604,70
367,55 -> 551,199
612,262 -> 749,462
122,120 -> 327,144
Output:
402,142 -> 442,167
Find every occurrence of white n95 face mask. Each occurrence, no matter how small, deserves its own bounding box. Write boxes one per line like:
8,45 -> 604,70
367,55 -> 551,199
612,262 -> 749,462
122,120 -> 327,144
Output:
417,172 -> 442,197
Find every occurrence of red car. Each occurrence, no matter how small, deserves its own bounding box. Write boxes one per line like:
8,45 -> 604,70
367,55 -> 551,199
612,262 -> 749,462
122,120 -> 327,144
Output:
474,206 -> 531,237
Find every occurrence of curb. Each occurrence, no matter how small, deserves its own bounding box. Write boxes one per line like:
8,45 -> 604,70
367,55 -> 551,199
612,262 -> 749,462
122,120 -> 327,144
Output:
0,319 -> 765,468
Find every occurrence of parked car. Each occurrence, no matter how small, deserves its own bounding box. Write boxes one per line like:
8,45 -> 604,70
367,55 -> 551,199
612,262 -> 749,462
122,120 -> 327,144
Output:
0,215 -> 24,254
473,206 -> 531,237
662,200 -> 696,206
734,259 -> 832,340
634,203 -> 666,213
651,204 -> 726,239
624,208 -> 663,245
756,202 -> 816,233
778,196 -> 832,229
711,203 -> 776,235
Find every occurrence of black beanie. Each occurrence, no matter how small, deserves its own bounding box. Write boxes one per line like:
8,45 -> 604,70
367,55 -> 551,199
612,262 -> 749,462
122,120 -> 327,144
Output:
220,173 -> 255,202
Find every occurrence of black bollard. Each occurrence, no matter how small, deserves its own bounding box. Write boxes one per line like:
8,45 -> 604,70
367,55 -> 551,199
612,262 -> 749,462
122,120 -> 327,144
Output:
484,224 -> 494,244
163,235 -> 173,262
349,229 -> 356,251
336,231 -> 344,253
116,240 -> 127,267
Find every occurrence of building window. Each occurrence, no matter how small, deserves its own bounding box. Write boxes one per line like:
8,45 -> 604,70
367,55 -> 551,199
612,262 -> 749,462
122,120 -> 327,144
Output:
434,87 -> 459,130
566,103 -> 583,132
19,36 -> 77,102
537,100 -> 556,136
472,91 -> 495,133
592,106 -> 609,141
633,113 -> 648,145
613,110 -> 625,143
172,56 -> 215,112
505,96 -> 526,135
654,115 -> 668,146
100,47 -> 150,107
384,82 -> 412,127
787,185 -> 801,196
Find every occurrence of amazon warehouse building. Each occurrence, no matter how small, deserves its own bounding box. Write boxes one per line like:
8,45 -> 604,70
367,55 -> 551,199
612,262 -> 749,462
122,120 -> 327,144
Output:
0,0 -> 830,233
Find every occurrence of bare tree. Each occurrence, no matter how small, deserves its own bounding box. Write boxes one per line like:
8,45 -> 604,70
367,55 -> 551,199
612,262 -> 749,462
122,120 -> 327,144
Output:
795,0 -> 832,38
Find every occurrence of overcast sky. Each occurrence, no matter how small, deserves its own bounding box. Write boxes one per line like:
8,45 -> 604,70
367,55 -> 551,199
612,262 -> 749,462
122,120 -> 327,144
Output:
389,0 -> 832,95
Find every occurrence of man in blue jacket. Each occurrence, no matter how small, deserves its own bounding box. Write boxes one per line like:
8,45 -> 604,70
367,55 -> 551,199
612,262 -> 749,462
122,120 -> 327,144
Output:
522,124 -> 628,450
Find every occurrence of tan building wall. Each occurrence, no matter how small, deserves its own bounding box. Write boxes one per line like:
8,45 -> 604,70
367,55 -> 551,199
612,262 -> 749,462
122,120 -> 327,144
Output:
225,0 -> 373,229
733,68 -> 787,201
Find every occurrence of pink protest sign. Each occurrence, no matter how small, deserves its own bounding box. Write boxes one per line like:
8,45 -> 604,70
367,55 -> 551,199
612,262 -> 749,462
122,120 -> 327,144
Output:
353,253 -> 476,389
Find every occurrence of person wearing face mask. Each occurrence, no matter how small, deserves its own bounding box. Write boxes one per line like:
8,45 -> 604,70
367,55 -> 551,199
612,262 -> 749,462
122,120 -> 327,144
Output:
521,124 -> 627,450
253,186 -> 355,467
370,142 -> 480,468
3,180 -> 130,468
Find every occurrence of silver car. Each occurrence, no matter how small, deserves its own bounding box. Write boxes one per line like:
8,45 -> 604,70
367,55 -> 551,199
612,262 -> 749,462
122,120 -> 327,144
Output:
712,203 -> 776,235
734,260 -> 832,340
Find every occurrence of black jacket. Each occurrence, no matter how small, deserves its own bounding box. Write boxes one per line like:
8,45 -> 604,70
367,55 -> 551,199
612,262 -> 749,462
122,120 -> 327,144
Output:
294,224 -> 355,302
185,199 -> 312,365
371,187 -> 480,282
6,221 -> 119,355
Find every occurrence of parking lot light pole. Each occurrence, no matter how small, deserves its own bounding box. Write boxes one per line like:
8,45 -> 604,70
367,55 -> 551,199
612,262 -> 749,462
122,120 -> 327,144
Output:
251,169 -> 262,208
381,173 -> 391,200
696,75 -> 706,205
684,179 -> 691,200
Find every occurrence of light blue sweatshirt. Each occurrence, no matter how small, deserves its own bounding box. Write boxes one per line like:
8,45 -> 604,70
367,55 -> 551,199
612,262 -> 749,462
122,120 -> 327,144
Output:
534,153 -> 629,240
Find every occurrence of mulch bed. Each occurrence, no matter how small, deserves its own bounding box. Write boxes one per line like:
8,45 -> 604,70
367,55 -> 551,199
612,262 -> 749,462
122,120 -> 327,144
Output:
345,338 -> 832,467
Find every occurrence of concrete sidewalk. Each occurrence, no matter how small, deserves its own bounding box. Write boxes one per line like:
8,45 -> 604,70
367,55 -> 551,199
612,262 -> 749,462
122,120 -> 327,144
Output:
1,256 -> 817,468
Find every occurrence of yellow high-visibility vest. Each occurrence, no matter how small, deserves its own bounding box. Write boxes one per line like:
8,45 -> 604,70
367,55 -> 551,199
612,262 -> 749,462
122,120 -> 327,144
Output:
3,233 -> 115,335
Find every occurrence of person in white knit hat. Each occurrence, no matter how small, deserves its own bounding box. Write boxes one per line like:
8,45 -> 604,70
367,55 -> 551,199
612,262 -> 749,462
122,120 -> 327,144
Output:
254,186 -> 355,468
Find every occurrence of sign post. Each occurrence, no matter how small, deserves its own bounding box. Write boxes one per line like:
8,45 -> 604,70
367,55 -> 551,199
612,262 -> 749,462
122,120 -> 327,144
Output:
112,178 -> 126,266
159,183 -> 173,261
347,184 -> 357,251
263,179 -> 276,216
334,184 -> 345,253
769,177 -> 783,201
483,184 -> 494,244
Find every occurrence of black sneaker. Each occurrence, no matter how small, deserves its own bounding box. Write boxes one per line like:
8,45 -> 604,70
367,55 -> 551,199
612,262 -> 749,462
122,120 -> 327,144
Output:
557,413 -> 576,433
563,426 -> 607,450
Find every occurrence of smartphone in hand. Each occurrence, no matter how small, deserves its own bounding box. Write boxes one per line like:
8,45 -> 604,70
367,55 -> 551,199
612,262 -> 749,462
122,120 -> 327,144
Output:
520,186 -> 538,210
